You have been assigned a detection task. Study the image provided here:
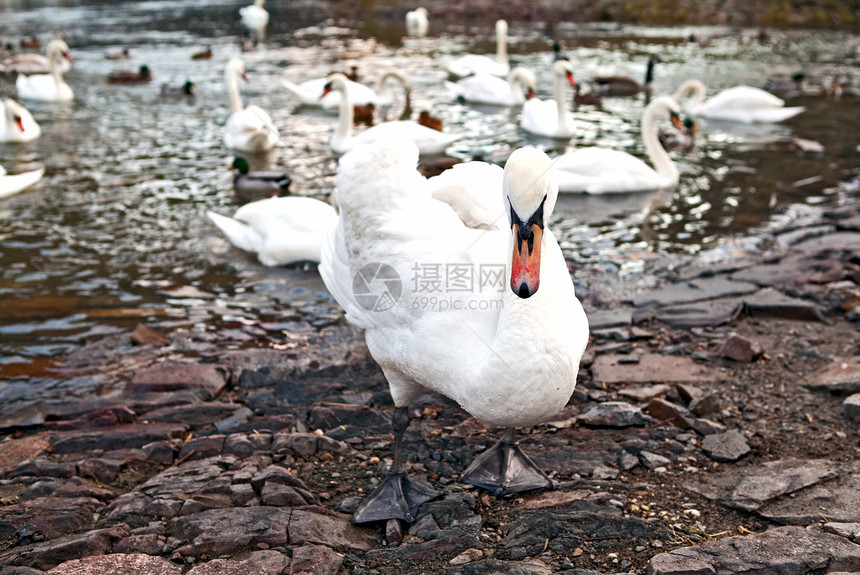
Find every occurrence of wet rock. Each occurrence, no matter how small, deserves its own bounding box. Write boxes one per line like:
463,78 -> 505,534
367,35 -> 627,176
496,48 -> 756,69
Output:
290,544 -> 343,575
647,525 -> 860,575
131,323 -> 170,346
45,553 -> 180,575
630,277 -> 759,308
804,358 -> 860,395
142,403 -> 243,428
47,423 -> 187,454
719,332 -> 764,362
592,355 -> 715,384
1,524 -> 129,571
685,458 -> 838,512
130,363 -> 229,399
652,298 -> 744,327
701,429 -> 750,462
578,402 -> 652,428
845,393 -> 860,420
0,402 -> 46,430
186,550 -> 290,575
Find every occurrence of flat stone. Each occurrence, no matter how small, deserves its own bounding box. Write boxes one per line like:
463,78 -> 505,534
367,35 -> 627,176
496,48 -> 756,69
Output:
804,358 -> 860,395
646,398 -> 692,429
271,432 -> 350,458
45,553 -> 181,575
170,507 -> 292,557
261,483 -> 314,507
185,550 -> 290,575
640,451 -> 672,470
0,401 -> 46,430
631,276 -> 759,308
720,333 -> 764,362
592,354 -> 715,384
845,394 -> 860,420
701,429 -> 750,462
824,522 -> 860,541
651,296 -> 745,327
1,525 -> 130,571
619,384 -> 672,403
446,559 -> 553,574
743,287 -> 825,321
288,508 -> 376,551
0,497 -> 102,541
44,406 -> 137,432
131,323 -> 170,346
48,423 -> 187,454
289,544 -> 343,575
0,436 -> 50,477
129,363 -> 229,399
758,462 -> 860,523
177,435 -> 226,461
577,401 -> 652,428
142,403 -> 244,428
587,308 -> 633,330
648,525 -> 860,575
685,458 -> 839,512
689,417 -> 726,435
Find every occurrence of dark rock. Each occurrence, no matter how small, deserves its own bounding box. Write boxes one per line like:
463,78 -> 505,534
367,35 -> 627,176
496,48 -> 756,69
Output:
688,391 -> 722,416
845,393 -> 860,420
647,525 -> 860,575
804,359 -> 860,395
719,333 -> 764,362
131,323 -> 169,346
177,435 -> 225,461
701,429 -> 750,462
445,559 -> 553,574
8,459 -> 75,479
578,402 -> 652,428
688,417 -> 726,436
143,403 -> 243,428
141,440 -> 177,465
639,451 -> 671,470
288,508 -> 376,551
653,298 -> 744,327
0,436 -> 51,478
586,309 -> 633,330
44,406 -> 136,431
823,522 -> 860,542
76,458 -> 122,484
271,432 -> 350,458
0,497 -> 102,542
213,407 -> 255,432
0,402 -> 46,430
631,277 -> 758,308
290,544 -> 344,575
261,483 -> 315,507
129,363 -> 229,399
645,398 -> 692,429
113,532 -> 166,555
184,550 -> 291,575
44,552 -> 180,575
0,524 -> 129,571
250,465 -> 309,493
742,287 -> 825,321
48,423 -> 187,454
170,507 -> 292,557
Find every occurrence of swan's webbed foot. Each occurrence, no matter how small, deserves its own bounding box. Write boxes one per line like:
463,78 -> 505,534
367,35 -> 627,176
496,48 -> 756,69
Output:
351,472 -> 441,524
459,429 -> 553,497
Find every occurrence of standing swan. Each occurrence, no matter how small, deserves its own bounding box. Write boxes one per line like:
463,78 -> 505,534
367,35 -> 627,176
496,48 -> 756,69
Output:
223,58 -> 281,153
446,19 -> 509,78
239,0 -> 269,30
322,73 -> 462,156
671,79 -> 805,124
405,7 -> 429,37
446,66 -> 536,107
552,96 -> 683,194
1,98 -> 41,143
520,59 -> 577,139
319,139 -> 589,523
16,39 -> 73,103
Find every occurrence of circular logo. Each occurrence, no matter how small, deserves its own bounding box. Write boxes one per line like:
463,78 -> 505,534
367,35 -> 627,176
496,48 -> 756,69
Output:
352,262 -> 402,312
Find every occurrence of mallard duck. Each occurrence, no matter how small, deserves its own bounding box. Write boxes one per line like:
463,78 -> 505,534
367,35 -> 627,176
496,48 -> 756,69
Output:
592,55 -> 658,96
160,80 -> 195,97
353,103 -> 376,126
108,65 -> 152,84
105,47 -> 130,60
231,156 -> 291,203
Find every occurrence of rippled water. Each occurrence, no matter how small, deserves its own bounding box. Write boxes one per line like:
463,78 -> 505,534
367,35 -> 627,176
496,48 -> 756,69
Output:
1,1 -> 859,404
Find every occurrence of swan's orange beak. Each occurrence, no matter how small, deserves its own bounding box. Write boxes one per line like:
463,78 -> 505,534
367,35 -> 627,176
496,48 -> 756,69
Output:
511,222 -> 542,298
63,52 -> 72,63
670,112 -> 683,130
565,71 -> 576,87
320,83 -> 333,99
526,87 -> 535,100
14,116 -> 24,133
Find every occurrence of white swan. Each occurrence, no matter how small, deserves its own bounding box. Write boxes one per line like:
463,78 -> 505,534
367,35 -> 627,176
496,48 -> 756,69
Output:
1,98 -> 41,143
223,58 -> 281,153
16,39 -> 73,103
0,165 -> 45,200
207,196 -> 337,266
323,73 -> 462,156
446,66 -> 536,106
0,42 -> 72,75
405,7 -> 429,37
671,79 -> 806,124
552,96 -> 682,194
520,59 -> 576,139
319,139 -> 588,523
446,19 -> 509,78
239,0 -> 269,29
283,69 -> 410,110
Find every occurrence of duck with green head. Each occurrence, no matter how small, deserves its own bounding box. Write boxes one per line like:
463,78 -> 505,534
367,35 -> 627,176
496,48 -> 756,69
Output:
231,156 -> 291,203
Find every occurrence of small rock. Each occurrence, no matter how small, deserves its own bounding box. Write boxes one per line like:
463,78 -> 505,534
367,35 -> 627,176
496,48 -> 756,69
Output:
0,401 -> 46,430
823,522 -> 860,541
646,397 -> 692,429
640,451 -> 672,470
449,548 -> 484,565
385,519 -> 403,545
577,401 -> 652,428
289,544 -> 343,575
805,359 -> 860,395
701,429 -> 750,462
592,464 -> 620,480
791,137 -> 825,153
720,333 -> 764,362
843,393 -> 860,420
689,391 -> 723,416
131,323 -> 170,345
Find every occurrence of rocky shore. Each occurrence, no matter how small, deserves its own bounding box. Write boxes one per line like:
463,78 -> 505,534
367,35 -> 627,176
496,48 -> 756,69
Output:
1,181 -> 860,573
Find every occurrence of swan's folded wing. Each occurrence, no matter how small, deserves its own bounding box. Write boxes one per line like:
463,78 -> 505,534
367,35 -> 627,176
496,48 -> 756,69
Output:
426,161 -> 505,230
207,210 -> 263,253
0,167 -> 43,200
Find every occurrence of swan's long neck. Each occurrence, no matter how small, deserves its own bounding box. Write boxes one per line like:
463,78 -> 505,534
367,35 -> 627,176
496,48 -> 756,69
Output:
552,69 -> 573,136
508,70 -> 527,104
642,105 -> 678,184
48,47 -> 64,86
333,80 -> 354,150
226,68 -> 244,114
672,79 -> 706,110
495,25 -> 508,66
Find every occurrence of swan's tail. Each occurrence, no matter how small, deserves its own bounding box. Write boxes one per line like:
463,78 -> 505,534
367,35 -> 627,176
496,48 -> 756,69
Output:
753,106 -> 806,123
206,210 -> 262,253
0,167 -> 44,200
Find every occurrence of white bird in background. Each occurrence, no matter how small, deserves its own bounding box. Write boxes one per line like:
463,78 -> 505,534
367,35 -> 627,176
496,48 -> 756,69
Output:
0,164 -> 45,200
520,59 -> 577,139
552,96 -> 684,194
16,39 -> 74,103
405,7 -> 429,37
0,98 -> 41,143
446,19 -> 509,78
240,0 -> 269,30
282,69 -> 411,111
319,139 -> 589,523
671,79 -> 806,123
322,73 -> 462,156
223,57 -> 281,153
446,66 -> 536,107
207,196 -> 337,266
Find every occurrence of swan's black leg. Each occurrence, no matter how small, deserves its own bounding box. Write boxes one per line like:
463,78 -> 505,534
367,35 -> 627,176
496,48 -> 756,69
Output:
351,406 -> 441,524
459,427 -> 553,496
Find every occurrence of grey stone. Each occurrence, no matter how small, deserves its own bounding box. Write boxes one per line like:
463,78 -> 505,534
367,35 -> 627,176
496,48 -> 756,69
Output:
758,462 -> 860,523
290,544 -> 344,575
688,391 -> 722,416
170,507 -> 291,557
701,429 -> 750,462
619,384 -> 671,403
288,508 -> 376,551
845,394 -> 860,420
824,522 -> 860,542
47,423 -> 187,454
647,525 -> 860,575
43,553 -> 181,575
639,451 -> 672,470
142,403 -> 243,428
0,496 -> 103,541
1,525 -> 130,571
652,298 -> 744,327
177,435 -> 225,461
271,432 -> 349,458
630,277 -> 759,308
0,401 -> 46,430
129,363 -> 229,399
587,308 -> 633,330
743,287 -> 825,321
577,402 -> 652,428
185,550 -> 290,575
592,464 -> 620,480
688,418 -> 726,436
804,358 -> 860,395
261,483 -> 313,507
646,398 -> 692,429
592,355 -> 715,385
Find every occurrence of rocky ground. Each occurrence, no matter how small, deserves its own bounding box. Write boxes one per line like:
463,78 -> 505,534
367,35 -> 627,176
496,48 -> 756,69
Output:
1,188 -> 860,573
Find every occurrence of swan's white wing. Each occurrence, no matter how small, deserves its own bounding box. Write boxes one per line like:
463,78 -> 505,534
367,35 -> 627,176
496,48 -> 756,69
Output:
353,121 -> 461,155
0,167 -> 44,200
698,86 -> 804,123
521,97 -> 559,137
225,105 -> 280,152
450,73 -> 511,105
447,54 -> 507,78
207,210 -> 263,253
554,148 -> 662,194
427,161 -> 506,230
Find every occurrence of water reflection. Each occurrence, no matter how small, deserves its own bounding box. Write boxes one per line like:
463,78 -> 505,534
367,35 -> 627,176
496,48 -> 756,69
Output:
0,1 -> 858,403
